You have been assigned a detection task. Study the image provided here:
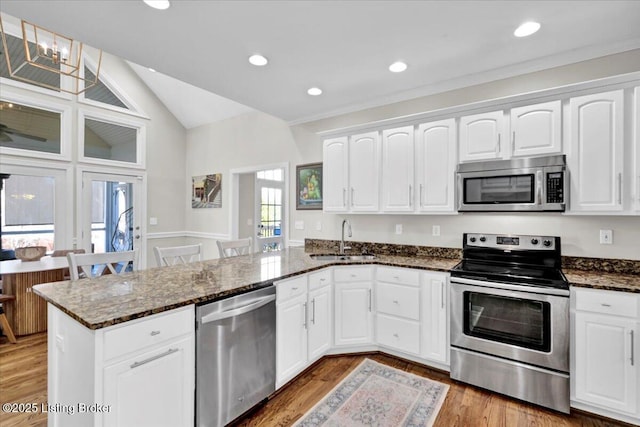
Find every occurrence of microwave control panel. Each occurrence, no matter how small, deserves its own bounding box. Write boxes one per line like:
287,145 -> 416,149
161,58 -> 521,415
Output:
546,172 -> 564,203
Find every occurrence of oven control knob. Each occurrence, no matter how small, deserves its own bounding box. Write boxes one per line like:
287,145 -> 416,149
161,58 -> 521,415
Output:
469,237 -> 476,243
531,238 -> 539,245
479,236 -> 486,242
543,239 -> 552,247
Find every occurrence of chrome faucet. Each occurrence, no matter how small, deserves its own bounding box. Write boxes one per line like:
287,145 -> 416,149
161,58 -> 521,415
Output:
340,219 -> 352,254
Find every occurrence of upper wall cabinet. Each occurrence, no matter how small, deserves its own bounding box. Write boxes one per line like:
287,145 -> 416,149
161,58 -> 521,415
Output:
381,126 -> 414,212
459,110 -> 505,162
510,100 -> 562,158
568,90 -> 624,212
415,119 -> 457,212
349,132 -> 380,212
323,137 -> 349,212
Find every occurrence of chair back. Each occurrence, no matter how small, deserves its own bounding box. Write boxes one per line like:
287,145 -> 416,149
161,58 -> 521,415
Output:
52,249 -> 86,280
67,250 -> 139,281
154,244 -> 202,267
216,237 -> 253,258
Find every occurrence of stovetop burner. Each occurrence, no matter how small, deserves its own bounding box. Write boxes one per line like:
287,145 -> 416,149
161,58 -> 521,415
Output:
450,233 -> 569,290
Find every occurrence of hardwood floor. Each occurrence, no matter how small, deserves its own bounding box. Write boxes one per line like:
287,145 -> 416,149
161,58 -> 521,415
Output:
0,334 -> 633,427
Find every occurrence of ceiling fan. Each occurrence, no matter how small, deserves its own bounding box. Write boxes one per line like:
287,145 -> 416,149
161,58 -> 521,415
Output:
0,123 -> 47,142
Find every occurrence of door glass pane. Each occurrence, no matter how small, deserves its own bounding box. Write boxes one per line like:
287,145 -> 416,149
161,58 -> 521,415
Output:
90,180 -> 133,254
258,187 -> 282,238
464,292 -> 550,351
0,101 -> 61,154
1,174 -> 55,251
84,119 -> 137,163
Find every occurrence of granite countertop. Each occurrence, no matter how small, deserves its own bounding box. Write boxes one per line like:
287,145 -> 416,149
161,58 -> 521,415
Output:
565,269 -> 640,293
32,247 -> 458,330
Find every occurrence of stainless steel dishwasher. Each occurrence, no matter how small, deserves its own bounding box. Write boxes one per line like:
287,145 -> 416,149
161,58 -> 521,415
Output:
196,285 -> 276,427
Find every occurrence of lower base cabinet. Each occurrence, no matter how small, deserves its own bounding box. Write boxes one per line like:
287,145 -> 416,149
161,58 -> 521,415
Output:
334,266 -> 374,347
571,287 -> 639,424
47,304 -> 194,427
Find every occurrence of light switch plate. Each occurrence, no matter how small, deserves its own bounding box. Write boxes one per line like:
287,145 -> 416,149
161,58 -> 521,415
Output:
149,217 -> 158,226
395,224 -> 403,234
295,220 -> 304,230
432,225 -> 441,236
315,221 -> 322,231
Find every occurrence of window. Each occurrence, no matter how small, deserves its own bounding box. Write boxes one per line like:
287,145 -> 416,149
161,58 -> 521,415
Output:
256,168 -> 283,181
83,66 -> 128,109
84,118 -> 138,163
1,174 -> 55,251
0,32 -> 61,91
0,100 -> 61,154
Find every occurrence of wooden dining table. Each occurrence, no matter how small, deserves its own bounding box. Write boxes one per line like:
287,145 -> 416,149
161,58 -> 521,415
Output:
0,256 -> 68,335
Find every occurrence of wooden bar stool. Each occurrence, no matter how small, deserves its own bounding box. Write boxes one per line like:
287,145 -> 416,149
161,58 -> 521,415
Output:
0,294 -> 16,344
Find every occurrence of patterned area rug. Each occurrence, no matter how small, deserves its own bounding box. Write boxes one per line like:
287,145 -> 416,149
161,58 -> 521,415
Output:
294,359 -> 449,427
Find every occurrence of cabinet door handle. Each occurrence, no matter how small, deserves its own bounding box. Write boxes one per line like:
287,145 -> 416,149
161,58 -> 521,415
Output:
419,183 -> 424,207
496,134 -> 501,156
311,298 -> 316,325
303,302 -> 307,329
409,185 -> 413,207
150,330 -> 161,336
512,131 -> 515,154
601,303 -> 611,307
631,330 -> 635,366
130,348 -> 179,369
342,188 -> 346,207
441,282 -> 445,309
351,187 -> 355,207
617,173 -> 622,205
368,289 -> 372,312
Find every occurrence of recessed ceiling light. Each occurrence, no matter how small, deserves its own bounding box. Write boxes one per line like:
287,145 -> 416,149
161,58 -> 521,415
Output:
514,21 -> 541,37
143,0 -> 170,10
307,87 -> 322,96
389,61 -> 408,73
248,54 -> 268,66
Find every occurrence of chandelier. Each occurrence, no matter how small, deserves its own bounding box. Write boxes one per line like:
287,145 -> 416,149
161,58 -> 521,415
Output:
0,17 -> 102,94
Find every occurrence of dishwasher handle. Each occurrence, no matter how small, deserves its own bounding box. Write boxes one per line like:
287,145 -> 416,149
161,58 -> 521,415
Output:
200,294 -> 275,324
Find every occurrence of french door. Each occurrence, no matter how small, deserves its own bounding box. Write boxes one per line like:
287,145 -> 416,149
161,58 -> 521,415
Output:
81,171 -> 144,262
255,169 -> 285,253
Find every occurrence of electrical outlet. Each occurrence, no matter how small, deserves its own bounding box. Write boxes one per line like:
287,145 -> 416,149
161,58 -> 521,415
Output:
315,221 -> 322,231
294,220 -> 304,230
599,229 -> 613,244
149,217 -> 158,226
395,224 -> 403,235
432,225 -> 441,236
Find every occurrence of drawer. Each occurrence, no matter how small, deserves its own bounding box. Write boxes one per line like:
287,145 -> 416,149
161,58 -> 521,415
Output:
334,266 -> 373,282
574,288 -> 639,318
276,275 -> 307,302
308,269 -> 331,291
104,305 -> 193,361
376,266 -> 419,286
376,282 -> 420,320
376,314 -> 420,355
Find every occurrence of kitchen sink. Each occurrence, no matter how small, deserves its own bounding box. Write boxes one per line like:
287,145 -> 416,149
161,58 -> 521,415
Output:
310,254 -> 377,261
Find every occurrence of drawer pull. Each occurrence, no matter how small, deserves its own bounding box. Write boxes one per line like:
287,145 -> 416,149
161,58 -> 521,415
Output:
130,348 -> 178,369
601,303 -> 611,307
150,330 -> 161,336
393,300 -> 399,304
393,333 -> 399,338
393,276 -> 400,280
320,278 -> 326,282
292,287 -> 298,291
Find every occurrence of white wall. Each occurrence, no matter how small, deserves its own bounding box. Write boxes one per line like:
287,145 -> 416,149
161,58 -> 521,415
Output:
238,173 -> 255,239
185,49 -> 640,260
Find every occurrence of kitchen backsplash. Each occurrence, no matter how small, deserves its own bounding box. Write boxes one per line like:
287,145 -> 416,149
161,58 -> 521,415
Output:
304,239 -> 640,275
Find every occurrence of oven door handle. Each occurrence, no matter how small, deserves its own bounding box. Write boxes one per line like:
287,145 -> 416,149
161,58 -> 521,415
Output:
450,277 -> 569,297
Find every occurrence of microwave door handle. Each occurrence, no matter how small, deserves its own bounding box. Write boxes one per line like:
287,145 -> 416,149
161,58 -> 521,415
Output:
457,174 -> 463,209
536,170 -> 543,205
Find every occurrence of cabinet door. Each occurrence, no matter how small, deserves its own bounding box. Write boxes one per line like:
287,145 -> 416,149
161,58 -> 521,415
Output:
415,119 -> 457,212
308,284 -> 332,361
459,110 -> 505,162
381,126 -> 414,212
569,90 -> 624,212
574,312 -> 637,415
103,336 -> 194,427
510,100 -> 562,157
334,281 -> 373,346
421,272 -> 449,365
349,132 -> 380,212
323,137 -> 349,212
276,293 -> 308,385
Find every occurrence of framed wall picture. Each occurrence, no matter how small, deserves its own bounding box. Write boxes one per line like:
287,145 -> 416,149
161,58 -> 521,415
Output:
296,162 -> 322,210
192,173 -> 222,208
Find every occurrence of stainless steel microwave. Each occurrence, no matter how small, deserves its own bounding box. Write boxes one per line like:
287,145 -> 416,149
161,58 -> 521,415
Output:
457,155 -> 566,212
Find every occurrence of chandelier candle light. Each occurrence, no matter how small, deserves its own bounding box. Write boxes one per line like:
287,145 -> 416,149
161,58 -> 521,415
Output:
0,17 -> 102,94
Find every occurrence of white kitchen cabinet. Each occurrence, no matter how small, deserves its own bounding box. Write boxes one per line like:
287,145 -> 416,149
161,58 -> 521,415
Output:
459,110 -> 506,162
415,119 -> 457,212
103,336 -> 193,427
334,266 -> 374,347
510,100 -> 562,157
323,137 -> 349,212
308,278 -> 333,361
381,126 -> 415,212
375,267 -> 421,355
568,90 -> 625,212
349,131 -> 380,212
47,304 -> 194,427
634,86 -> 640,213
421,271 -> 449,365
276,270 -> 333,387
572,288 -> 639,423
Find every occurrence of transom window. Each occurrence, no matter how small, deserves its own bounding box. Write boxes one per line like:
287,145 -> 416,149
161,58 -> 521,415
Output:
0,101 -> 61,154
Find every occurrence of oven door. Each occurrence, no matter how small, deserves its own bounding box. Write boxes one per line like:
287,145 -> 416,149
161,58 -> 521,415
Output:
450,279 -> 569,373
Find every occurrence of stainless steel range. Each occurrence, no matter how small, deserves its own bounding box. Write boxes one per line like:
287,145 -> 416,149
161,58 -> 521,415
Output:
450,233 -> 570,413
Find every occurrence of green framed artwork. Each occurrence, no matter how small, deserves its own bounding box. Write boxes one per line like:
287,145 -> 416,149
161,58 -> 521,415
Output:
296,162 -> 322,210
